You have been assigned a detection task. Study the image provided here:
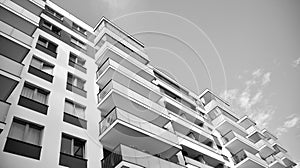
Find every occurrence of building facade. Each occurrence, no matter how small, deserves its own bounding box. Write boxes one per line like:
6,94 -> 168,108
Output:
0,0 -> 297,168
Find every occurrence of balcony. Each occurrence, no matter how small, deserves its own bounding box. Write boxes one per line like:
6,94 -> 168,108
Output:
0,55 -> 22,103
177,133 -> 225,164
4,137 -> 42,160
10,0 -> 44,16
245,125 -> 262,136
101,144 -> 184,168
18,95 -> 48,115
163,95 -> 201,123
232,150 -> 268,168
169,112 -> 211,140
0,54 -> 23,78
0,22 -> 31,64
99,107 -> 181,159
28,65 -> 53,82
238,115 -> 256,130
211,112 -> 247,137
275,151 -> 297,167
95,44 -> 154,82
200,90 -> 230,110
94,17 -> 146,59
97,58 -> 160,102
266,155 -> 286,168
97,79 -> 168,127
0,2 -> 39,36
0,101 -> 10,133
222,131 -> 258,155
184,156 -> 214,168
255,139 -> 276,159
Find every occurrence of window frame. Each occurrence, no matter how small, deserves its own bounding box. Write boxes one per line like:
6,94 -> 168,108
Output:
64,98 -> 86,119
37,36 -> 58,53
72,23 -> 87,36
8,118 -> 43,146
46,6 -> 64,21
21,82 -> 50,105
69,52 -> 86,68
30,56 -> 54,75
70,36 -> 87,50
67,73 -> 86,90
42,20 -> 61,36
61,134 -> 85,158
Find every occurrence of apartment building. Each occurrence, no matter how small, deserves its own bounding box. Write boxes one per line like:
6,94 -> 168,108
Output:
0,0 -> 297,168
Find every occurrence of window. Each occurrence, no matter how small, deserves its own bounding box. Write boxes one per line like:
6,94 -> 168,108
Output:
72,23 -> 87,36
42,20 -> 61,35
8,118 -> 43,146
61,134 -> 85,158
64,99 -> 85,119
21,83 -> 49,104
69,53 -> 86,68
37,36 -> 58,53
45,6 -> 63,21
71,36 -> 86,50
67,73 -> 85,90
31,56 -> 54,75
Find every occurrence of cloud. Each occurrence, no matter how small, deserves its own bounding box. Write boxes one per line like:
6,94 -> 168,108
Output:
220,68 -> 275,128
250,106 -> 275,128
252,68 -> 262,78
292,57 -> 300,67
220,89 -> 239,103
276,115 -> 299,136
262,72 -> 271,85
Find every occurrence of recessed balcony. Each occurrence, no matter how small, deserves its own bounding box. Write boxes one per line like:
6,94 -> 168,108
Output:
238,115 -> 256,130
169,112 -> 211,140
255,139 -> 276,159
163,96 -> 201,122
232,150 -> 268,168
95,45 -> 154,82
0,100 -> 10,133
184,156 -> 214,168
99,107 -> 181,159
211,112 -> 247,137
222,131 -> 258,155
266,155 -> 286,168
96,58 -> 161,102
275,151 -> 297,167
177,133 -> 225,164
101,144 -> 184,168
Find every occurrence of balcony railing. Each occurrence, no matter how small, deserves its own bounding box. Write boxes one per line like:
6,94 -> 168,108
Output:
96,57 -> 111,79
184,156 -> 214,168
98,107 -> 178,144
0,101 -> 10,124
97,79 -> 112,103
96,19 -> 144,51
232,149 -> 267,167
101,144 -> 183,168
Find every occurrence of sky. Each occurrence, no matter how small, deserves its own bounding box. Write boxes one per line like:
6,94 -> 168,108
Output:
52,0 -> 300,165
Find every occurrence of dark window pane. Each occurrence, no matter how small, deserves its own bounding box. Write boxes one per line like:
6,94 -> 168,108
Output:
74,140 -> 84,158
61,136 -> 72,155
